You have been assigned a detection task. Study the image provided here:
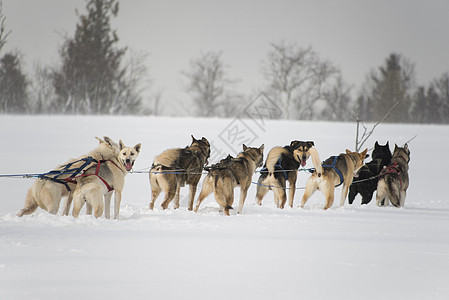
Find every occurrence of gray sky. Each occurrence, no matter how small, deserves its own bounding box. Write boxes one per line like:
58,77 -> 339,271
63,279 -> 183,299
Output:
3,0 -> 449,107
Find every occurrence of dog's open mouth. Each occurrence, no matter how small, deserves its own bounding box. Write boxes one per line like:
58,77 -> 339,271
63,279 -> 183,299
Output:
124,160 -> 134,171
297,155 -> 307,167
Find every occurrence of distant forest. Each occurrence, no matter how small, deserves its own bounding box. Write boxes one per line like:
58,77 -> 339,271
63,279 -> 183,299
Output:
0,0 -> 448,124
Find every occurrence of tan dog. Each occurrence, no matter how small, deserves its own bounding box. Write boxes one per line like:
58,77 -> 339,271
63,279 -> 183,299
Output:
17,137 -> 119,217
194,144 -> 264,215
300,149 -> 368,210
72,140 -> 141,219
149,135 -> 210,210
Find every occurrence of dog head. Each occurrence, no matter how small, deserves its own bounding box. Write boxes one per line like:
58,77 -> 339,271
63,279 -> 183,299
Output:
91,136 -> 121,160
243,144 -> 265,168
372,141 -> 392,164
291,140 -> 315,167
346,148 -> 368,177
118,140 -> 142,172
393,143 -> 410,163
190,135 -> 211,165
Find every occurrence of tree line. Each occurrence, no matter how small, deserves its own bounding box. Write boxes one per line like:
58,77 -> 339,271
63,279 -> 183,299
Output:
1,0 -> 448,124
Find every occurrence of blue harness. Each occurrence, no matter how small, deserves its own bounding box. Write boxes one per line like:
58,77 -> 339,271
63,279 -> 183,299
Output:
322,156 -> 344,187
39,156 -> 97,191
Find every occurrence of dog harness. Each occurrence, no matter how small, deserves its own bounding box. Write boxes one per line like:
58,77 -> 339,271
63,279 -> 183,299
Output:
260,157 -> 289,181
39,156 -> 97,192
322,156 -> 344,187
74,160 -> 122,192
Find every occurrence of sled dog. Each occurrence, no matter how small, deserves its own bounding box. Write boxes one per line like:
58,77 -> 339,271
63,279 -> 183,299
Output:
17,137 -> 119,217
255,141 -> 320,208
149,135 -> 210,210
300,148 -> 368,210
348,141 -> 392,205
194,144 -> 264,215
72,140 -> 141,219
376,144 -> 410,208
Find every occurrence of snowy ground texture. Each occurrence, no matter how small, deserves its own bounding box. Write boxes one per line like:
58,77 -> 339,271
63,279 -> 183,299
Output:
0,115 -> 448,300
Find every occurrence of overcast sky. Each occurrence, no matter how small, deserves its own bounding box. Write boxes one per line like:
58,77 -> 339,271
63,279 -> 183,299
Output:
3,0 -> 449,107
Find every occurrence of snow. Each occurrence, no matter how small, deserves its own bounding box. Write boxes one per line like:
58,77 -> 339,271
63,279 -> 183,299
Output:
0,115 -> 448,300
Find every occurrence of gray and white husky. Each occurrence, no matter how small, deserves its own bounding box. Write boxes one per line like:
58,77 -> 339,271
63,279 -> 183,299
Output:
376,144 -> 410,207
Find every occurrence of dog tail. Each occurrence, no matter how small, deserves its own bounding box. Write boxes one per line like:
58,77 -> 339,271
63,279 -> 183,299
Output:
309,147 -> 323,177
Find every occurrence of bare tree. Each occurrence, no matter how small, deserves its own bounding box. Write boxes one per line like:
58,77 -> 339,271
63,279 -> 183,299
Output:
261,41 -> 340,120
0,1 -> 11,54
321,75 -> 353,121
434,72 -> 449,123
182,51 -> 241,117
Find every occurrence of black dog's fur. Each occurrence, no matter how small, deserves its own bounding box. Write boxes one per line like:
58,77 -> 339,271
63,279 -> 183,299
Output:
348,142 -> 392,205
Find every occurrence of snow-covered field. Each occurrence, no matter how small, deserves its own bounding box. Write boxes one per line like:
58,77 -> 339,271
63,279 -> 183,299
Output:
0,115 -> 448,300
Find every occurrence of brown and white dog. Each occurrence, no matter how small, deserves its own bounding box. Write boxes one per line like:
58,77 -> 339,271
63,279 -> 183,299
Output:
194,144 -> 264,215
149,135 -> 210,210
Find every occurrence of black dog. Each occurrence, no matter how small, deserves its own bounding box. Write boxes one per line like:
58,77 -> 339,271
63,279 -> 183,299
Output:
348,142 -> 392,205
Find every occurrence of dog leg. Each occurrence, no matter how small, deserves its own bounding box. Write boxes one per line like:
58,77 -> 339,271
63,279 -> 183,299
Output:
278,188 -> 287,209
323,183 -> 335,210
173,186 -> 181,209
340,184 -> 350,207
187,184 -> 197,211
288,180 -> 296,208
255,177 -> 269,206
300,176 -> 318,208
114,190 -> 122,219
224,189 -> 234,217
348,186 -> 357,205
86,203 -> 93,215
237,185 -> 249,214
376,180 -> 386,207
194,175 -> 213,212
149,187 -> 161,210
400,190 -> 406,207
72,193 -> 84,218
273,192 -> 279,208
301,175 -> 318,208
104,191 -> 113,219
161,189 -> 176,210
62,192 -> 73,216
17,189 -> 39,217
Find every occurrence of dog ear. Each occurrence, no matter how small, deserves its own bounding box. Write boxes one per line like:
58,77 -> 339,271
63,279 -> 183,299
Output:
259,144 -> 265,152
119,139 -> 125,150
386,141 -> 390,148
375,141 -> 379,148
103,136 -> 114,146
345,149 -> 351,154
290,140 -> 299,148
134,143 -> 142,153
404,143 -> 409,150
243,144 -> 248,151
201,137 -> 209,145
361,148 -> 368,158
307,141 -> 315,147
191,135 -> 197,142
95,136 -> 104,144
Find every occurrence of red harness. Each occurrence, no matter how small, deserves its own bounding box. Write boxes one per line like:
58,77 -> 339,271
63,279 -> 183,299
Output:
379,162 -> 400,177
379,156 -> 408,188
66,160 -> 121,192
